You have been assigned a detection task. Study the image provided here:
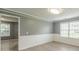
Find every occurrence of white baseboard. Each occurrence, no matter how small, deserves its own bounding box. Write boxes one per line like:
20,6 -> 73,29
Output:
19,34 -> 53,50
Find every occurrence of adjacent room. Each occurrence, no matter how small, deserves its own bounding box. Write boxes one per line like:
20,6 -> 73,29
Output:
0,8 -> 79,51
0,14 -> 18,51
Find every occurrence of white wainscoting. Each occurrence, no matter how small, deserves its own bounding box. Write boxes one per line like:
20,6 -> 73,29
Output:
53,34 -> 79,46
19,34 -> 79,50
19,34 -> 53,50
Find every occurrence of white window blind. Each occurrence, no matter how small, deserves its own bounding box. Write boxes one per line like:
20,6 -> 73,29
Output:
60,21 -> 79,39
60,22 -> 69,37
0,23 -> 10,37
69,21 -> 79,38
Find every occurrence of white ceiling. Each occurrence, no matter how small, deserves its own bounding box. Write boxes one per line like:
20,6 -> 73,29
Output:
5,8 -> 79,22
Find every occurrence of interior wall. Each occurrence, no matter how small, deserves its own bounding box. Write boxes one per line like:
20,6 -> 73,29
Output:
19,16 -> 53,50
10,22 -> 18,39
20,17 -> 53,36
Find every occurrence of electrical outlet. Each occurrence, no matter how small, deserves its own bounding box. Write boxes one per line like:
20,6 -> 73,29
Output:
26,32 -> 29,35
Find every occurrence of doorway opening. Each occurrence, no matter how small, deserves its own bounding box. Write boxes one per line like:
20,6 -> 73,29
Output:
0,14 -> 20,51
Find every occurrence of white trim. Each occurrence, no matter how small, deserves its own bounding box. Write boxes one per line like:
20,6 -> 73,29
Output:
0,21 -> 1,51
4,9 -> 52,22
0,13 -> 19,18
5,9 -> 45,19
18,17 -> 20,51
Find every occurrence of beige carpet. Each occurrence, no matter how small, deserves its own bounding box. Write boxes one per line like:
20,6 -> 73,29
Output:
1,39 -> 18,51
23,41 -> 79,51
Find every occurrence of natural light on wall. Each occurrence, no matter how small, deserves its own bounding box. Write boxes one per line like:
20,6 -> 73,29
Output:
48,8 -> 63,14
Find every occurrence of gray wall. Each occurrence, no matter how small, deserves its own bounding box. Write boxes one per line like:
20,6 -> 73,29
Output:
53,22 -> 60,34
20,17 -> 53,36
10,22 -> 18,39
53,16 -> 79,34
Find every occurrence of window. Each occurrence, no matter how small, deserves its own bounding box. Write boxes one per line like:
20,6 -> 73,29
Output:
60,22 -> 69,37
60,21 -> 79,39
0,23 -> 10,37
69,21 -> 79,38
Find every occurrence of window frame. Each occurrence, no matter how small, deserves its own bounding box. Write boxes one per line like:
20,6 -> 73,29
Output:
0,22 -> 10,37
60,20 -> 79,39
